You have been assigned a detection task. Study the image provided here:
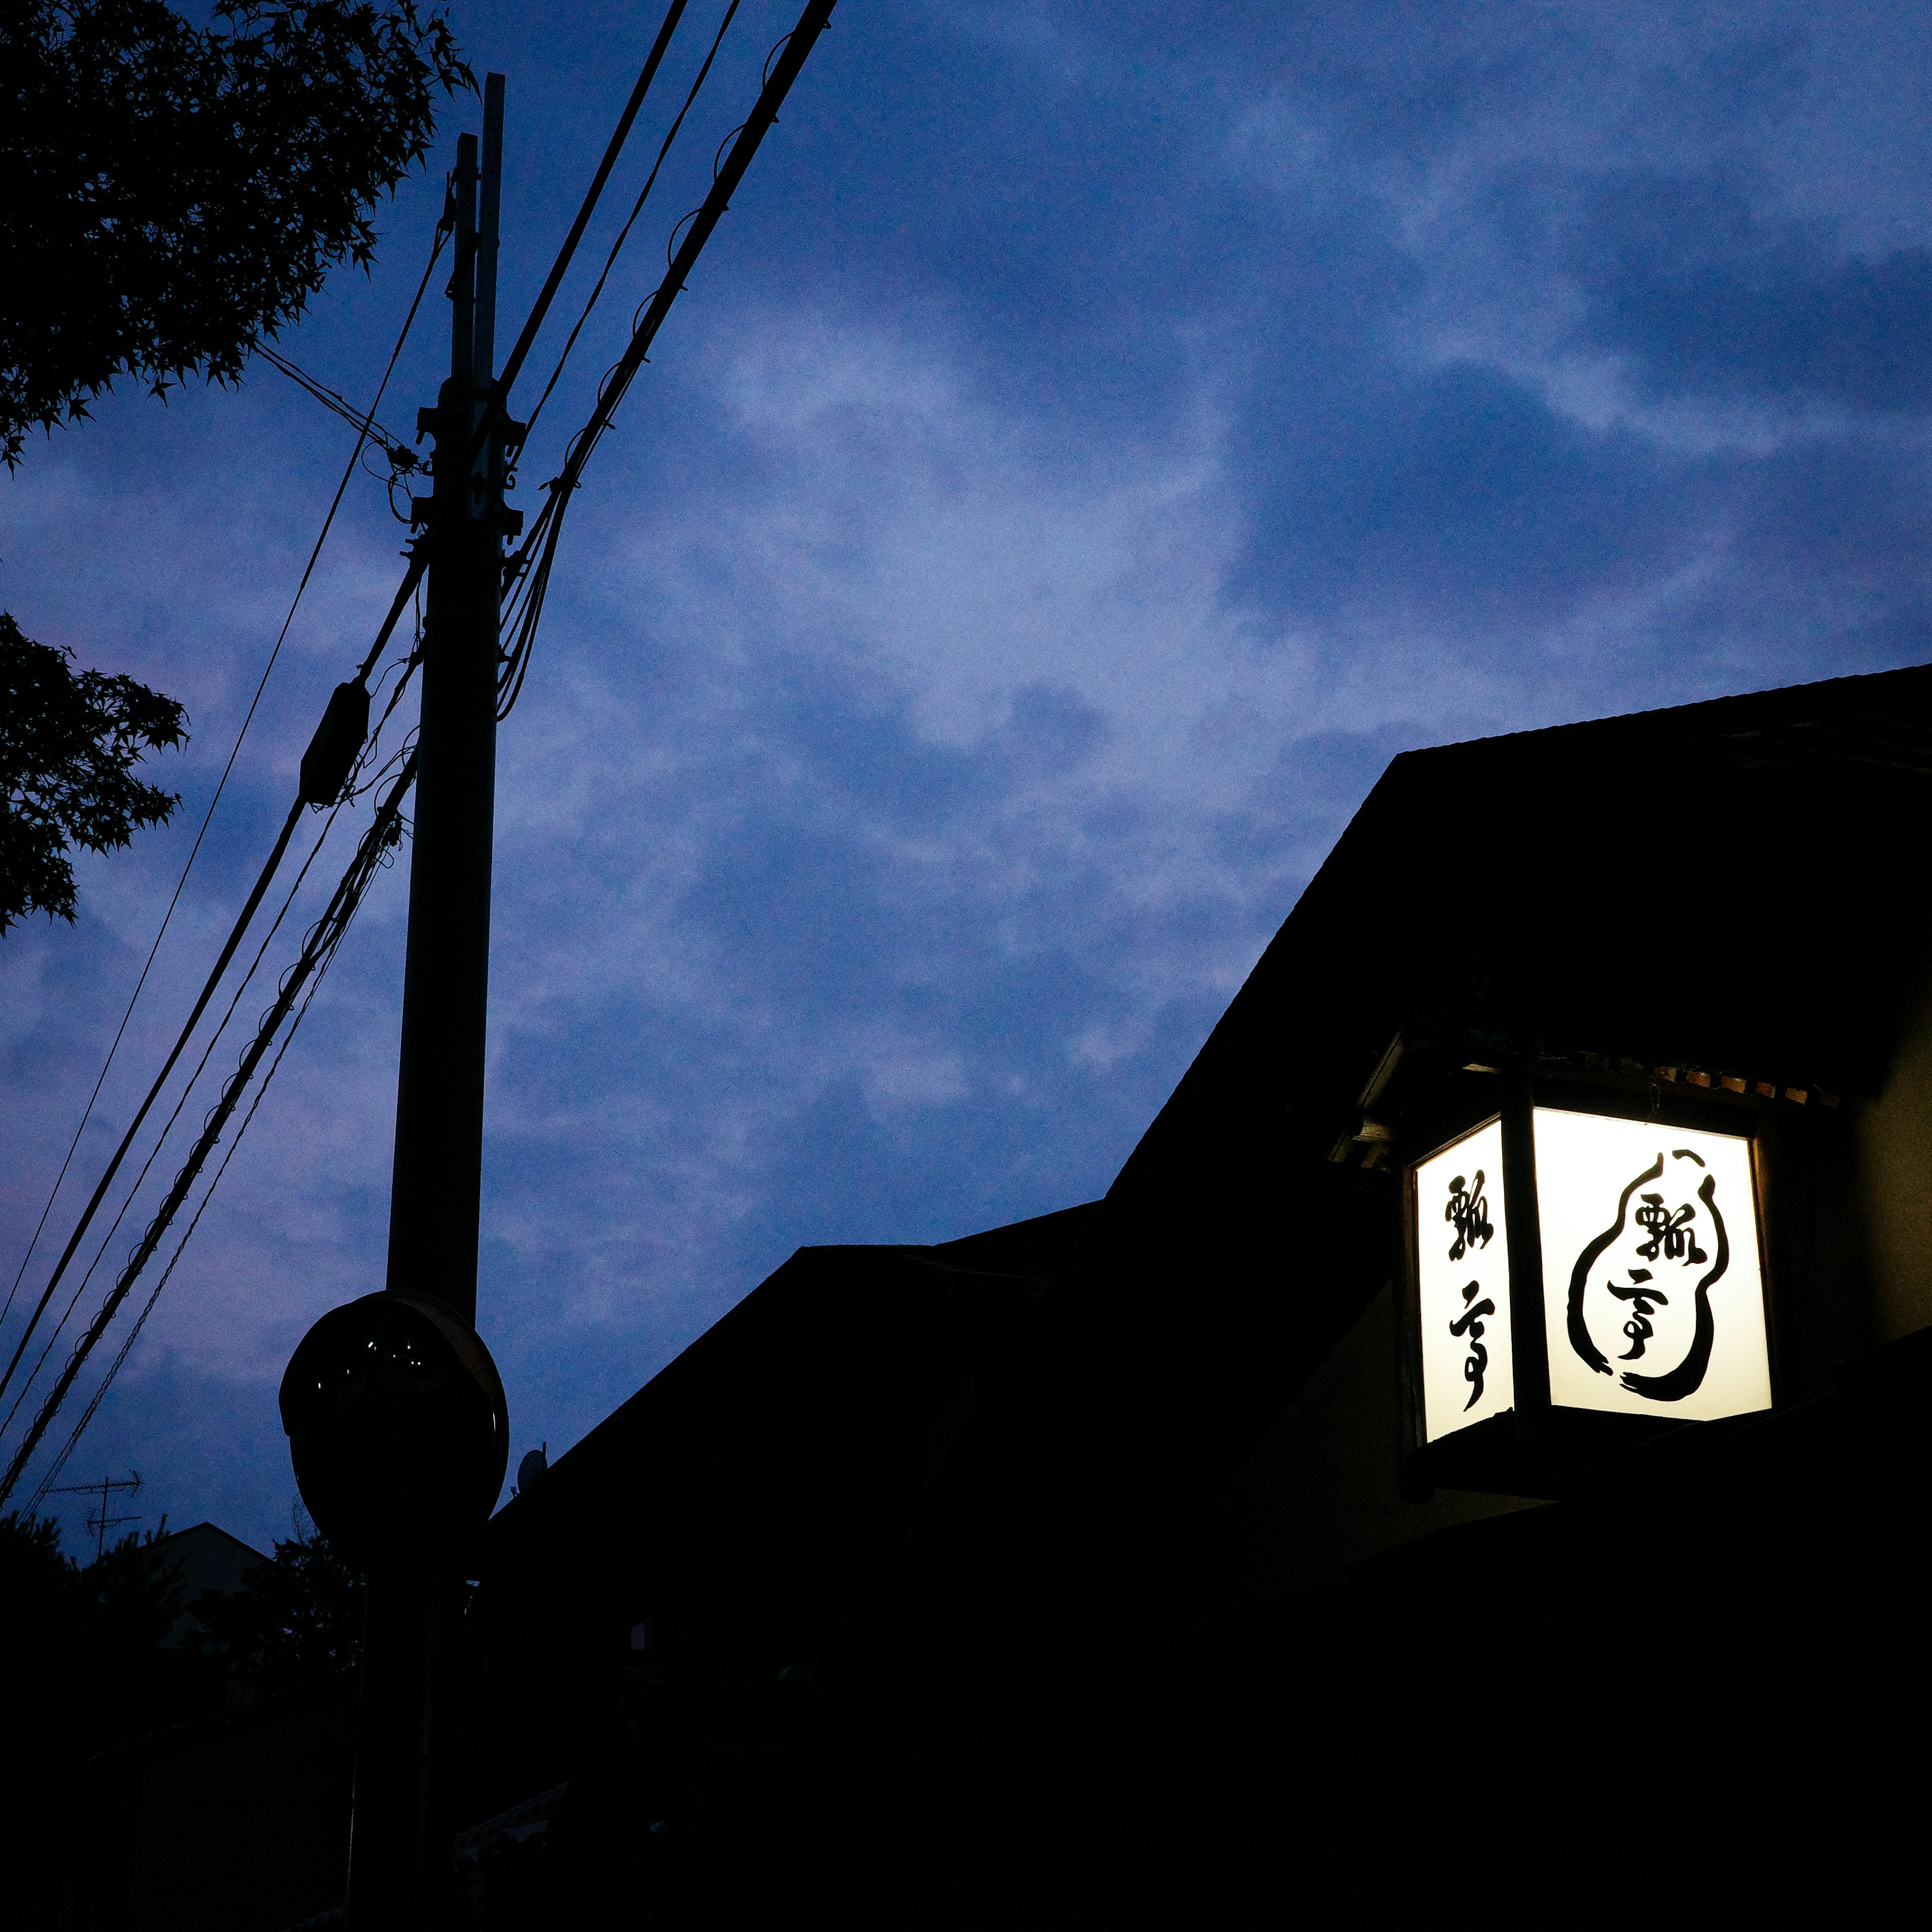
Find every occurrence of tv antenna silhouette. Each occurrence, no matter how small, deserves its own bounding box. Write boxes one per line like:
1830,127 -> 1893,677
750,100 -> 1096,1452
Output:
48,1469 -> 143,1563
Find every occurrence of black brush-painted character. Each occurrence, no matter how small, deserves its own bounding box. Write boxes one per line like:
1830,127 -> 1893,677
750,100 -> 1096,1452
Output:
1608,1270 -> 1666,1359
1449,1278 -> 1496,1409
1445,1170 -> 1493,1262
1634,1196 -> 1705,1266
1565,1149 -> 1730,1401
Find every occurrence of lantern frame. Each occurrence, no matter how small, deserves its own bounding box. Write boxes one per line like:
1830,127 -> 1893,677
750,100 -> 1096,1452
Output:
1395,1057 -> 1787,1497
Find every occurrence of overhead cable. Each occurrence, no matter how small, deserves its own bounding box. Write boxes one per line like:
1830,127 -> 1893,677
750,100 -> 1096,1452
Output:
315,0 -> 704,704
256,344 -> 415,467
0,3 -> 696,1435
448,0 -> 695,499
5,0 -> 843,1495
0,802 -> 304,1407
25,855 -> 375,1513
0,653 -> 427,1433
0,211 -> 451,1366
560,0 -> 839,508
0,751 -> 422,1510
516,0 -> 741,452
497,0 -> 839,717
0,810 -> 325,1438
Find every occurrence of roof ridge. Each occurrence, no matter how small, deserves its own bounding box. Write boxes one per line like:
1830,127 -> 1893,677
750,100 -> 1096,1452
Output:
1391,659 -> 1932,773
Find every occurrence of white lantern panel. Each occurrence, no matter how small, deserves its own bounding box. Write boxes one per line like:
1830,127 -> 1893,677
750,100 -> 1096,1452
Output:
1534,1107 -> 1770,1422
1414,1118 -> 1514,1442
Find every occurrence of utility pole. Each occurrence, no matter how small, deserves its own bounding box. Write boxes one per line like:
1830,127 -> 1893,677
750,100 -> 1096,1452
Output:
49,1470 -> 142,1562
347,72 -> 512,1932
388,83 -> 506,1320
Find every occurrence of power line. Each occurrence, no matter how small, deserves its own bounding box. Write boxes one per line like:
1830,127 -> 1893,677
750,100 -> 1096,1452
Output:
0,802 -> 304,1408
0,752 -> 423,1509
3,0 -> 843,1503
127,0 -> 709,747
1,793 -> 345,1436
256,344 -> 416,468
0,653 -> 413,1413
496,3 -> 750,719
499,0 -> 839,716
454,0 -> 696,495
0,212 -> 452,1364
0,9 -> 701,1439
0,656 -> 429,1437
516,0 -> 741,453
27,843 -> 387,1514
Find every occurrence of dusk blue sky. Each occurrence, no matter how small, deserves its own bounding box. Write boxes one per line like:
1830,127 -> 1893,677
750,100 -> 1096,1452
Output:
4,1 -> 1929,1557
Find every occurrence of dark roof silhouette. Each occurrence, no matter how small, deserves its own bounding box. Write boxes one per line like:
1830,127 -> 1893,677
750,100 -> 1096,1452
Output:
824,660 -> 1932,1700
481,661 -> 1932,1714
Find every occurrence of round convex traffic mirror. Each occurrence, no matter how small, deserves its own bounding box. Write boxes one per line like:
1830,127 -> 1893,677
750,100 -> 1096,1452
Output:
280,1292 -> 507,1570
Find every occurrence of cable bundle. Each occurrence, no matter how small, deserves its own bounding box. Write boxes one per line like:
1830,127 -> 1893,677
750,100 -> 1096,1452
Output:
0,0 -> 840,1509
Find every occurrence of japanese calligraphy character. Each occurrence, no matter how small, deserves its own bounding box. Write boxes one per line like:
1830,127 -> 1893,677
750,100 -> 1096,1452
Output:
1607,1269 -> 1668,1360
1445,1170 -> 1493,1263
1634,1196 -> 1706,1265
1450,1279 -> 1496,1409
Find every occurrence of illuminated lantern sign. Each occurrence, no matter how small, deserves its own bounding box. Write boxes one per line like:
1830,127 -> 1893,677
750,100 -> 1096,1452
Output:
1403,1084 -> 1775,1477
1533,1109 -> 1769,1423
1413,1120 -> 1514,1441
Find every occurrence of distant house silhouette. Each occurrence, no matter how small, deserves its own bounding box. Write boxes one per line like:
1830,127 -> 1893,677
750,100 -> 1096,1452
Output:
154,1519 -> 264,1646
